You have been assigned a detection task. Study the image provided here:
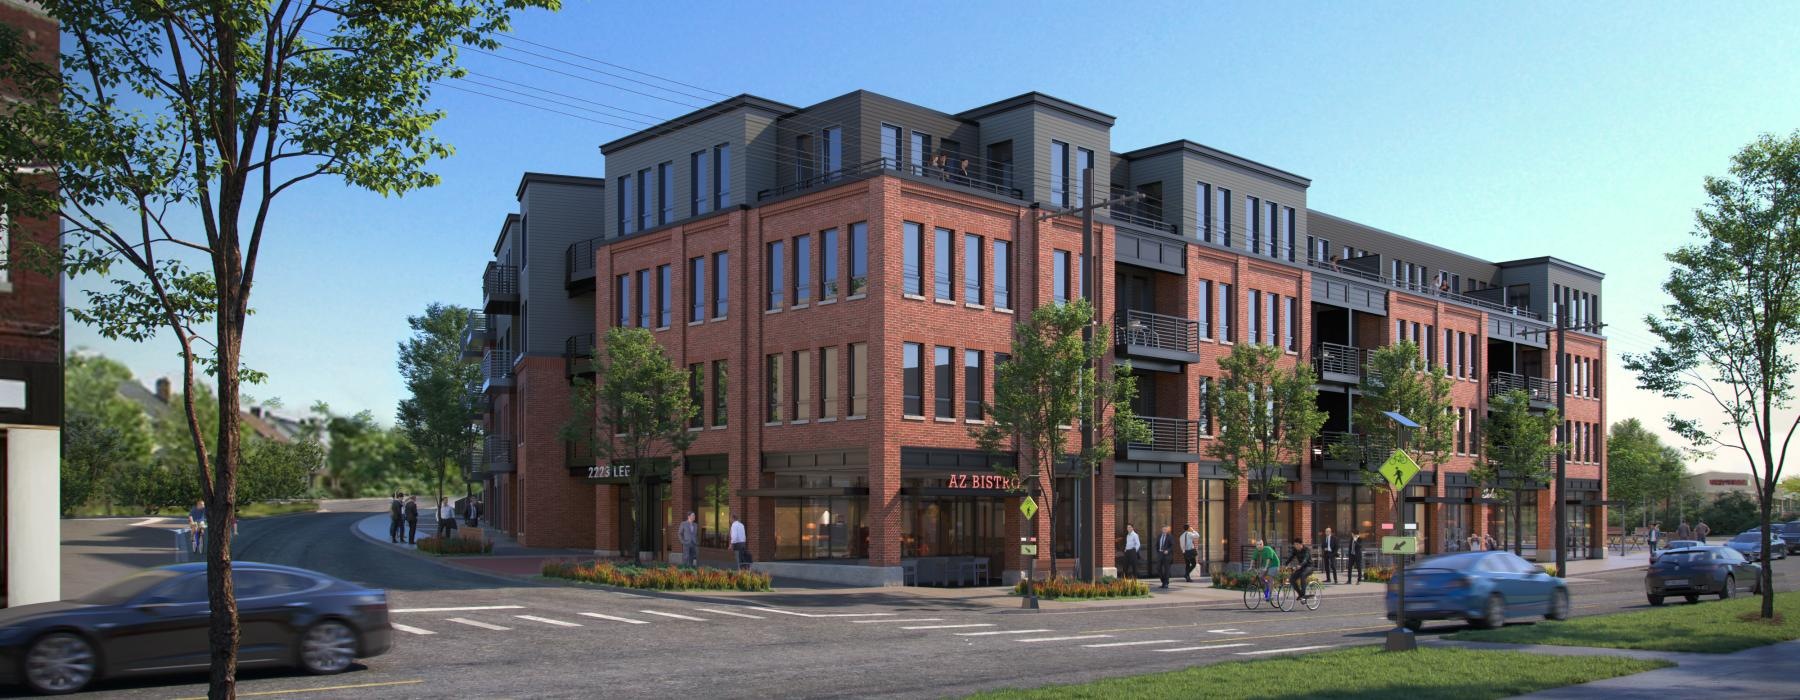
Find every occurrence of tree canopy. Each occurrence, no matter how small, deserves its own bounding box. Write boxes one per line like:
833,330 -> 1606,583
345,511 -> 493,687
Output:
1205,343 -> 1325,544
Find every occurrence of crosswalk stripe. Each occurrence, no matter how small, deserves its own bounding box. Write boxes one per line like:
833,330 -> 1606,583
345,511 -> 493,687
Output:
694,608 -> 765,619
515,615 -> 581,627
579,612 -> 648,625
1237,644 -> 1333,656
954,629 -> 1053,637
1018,634 -> 1112,643
446,617 -> 510,631
393,605 -> 525,613
640,610 -> 707,621
749,607 -> 897,618
1155,643 -> 1251,652
852,618 -> 943,624
901,623 -> 994,630
1083,639 -> 1183,648
390,623 -> 435,635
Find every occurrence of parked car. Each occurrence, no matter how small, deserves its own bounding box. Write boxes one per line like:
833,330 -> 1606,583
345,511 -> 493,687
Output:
0,562 -> 391,695
1645,545 -> 1761,605
1777,522 -> 1800,554
1652,539 -> 1701,562
1723,531 -> 1789,562
1385,551 -> 1570,631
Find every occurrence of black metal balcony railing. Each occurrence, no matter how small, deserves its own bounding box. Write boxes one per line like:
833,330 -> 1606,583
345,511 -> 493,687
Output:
1527,376 -> 1558,403
566,238 -> 599,287
484,262 -> 518,297
1315,341 -> 1364,381
1490,371 -> 1526,397
1105,187 -> 1179,235
482,349 -> 515,390
1115,309 -> 1199,356
1310,431 -> 1397,469
485,434 -> 514,472
460,313 -> 488,359
1305,258 -> 1545,321
463,444 -> 486,479
564,332 -> 595,378
1126,416 -> 1200,457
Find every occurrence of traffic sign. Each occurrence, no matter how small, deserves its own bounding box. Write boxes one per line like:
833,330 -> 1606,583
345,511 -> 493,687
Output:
1378,450 -> 1421,492
1382,536 -> 1418,555
1019,495 -> 1039,520
1021,544 -> 1038,556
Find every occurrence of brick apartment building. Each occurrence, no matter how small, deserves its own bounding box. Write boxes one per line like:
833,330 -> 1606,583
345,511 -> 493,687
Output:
0,0 -> 63,607
465,89 -> 1609,585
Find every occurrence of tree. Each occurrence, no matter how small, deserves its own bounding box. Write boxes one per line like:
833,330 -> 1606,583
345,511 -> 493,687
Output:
1625,132 -> 1800,619
971,299 -> 1147,580
1470,390 -> 1564,555
1206,343 -> 1326,547
397,304 -> 482,506
1699,491 -> 1760,536
64,352 -> 155,513
239,438 -> 323,503
1331,342 -> 1455,542
0,4 -> 555,688
563,327 -> 698,559
1607,419 -> 1687,528
61,411 -> 128,516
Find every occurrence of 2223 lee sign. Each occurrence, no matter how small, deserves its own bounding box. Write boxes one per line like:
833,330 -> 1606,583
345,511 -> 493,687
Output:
946,474 -> 1022,490
586,464 -> 633,480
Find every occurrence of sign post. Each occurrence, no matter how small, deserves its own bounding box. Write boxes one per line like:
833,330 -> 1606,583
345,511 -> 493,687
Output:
1020,496 -> 1040,610
1378,411 -> 1421,652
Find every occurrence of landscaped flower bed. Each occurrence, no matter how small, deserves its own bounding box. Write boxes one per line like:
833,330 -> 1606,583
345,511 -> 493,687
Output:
1210,569 -> 1261,591
1363,565 -> 1396,583
542,560 -> 772,592
1015,576 -> 1149,600
416,535 -> 493,555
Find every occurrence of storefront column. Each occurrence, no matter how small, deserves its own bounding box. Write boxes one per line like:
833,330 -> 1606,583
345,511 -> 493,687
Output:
593,484 -> 620,557
5,427 -> 60,607
868,442 -> 902,568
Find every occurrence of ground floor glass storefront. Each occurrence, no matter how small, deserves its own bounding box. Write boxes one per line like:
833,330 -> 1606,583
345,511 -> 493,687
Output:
1114,477 -> 1173,578
770,475 -> 868,560
1487,489 -> 1540,558
690,472 -> 729,548
1195,480 -> 1229,576
1444,487 -> 1476,551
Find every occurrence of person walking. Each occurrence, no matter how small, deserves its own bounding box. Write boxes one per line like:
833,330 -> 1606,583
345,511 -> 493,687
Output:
1155,525 -> 1175,589
403,495 -> 420,544
187,499 -> 207,553
1694,520 -> 1710,544
388,492 -> 404,543
679,511 -> 701,567
1121,525 -> 1141,579
437,498 -> 457,539
1321,527 -> 1339,583
1647,521 -> 1662,562
1179,525 -> 1200,583
1348,532 -> 1365,584
729,515 -> 749,571
466,497 -> 480,528
1677,520 -> 1692,540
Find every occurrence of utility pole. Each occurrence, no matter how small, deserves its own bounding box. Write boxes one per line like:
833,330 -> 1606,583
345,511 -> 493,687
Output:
1524,304 -> 1603,574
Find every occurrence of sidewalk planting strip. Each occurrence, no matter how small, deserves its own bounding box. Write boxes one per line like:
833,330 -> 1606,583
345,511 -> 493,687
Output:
1155,643 -> 1251,652
390,623 -> 435,636
954,629 -> 1053,637
1237,644 -> 1333,655
515,615 -> 582,627
902,623 -> 995,630
392,605 -> 524,613
640,610 -> 707,621
446,617 -> 510,631
578,612 -> 648,624
1083,639 -> 1182,648
1018,634 -> 1112,643
694,607 -> 766,619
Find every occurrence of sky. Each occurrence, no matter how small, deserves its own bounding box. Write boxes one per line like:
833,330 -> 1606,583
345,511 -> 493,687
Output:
67,1 -> 1800,474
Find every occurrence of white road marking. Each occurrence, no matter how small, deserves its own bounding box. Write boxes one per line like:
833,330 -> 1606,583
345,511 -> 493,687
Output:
390,623 -> 435,635
1083,639 -> 1183,648
901,623 -> 995,630
579,612 -> 648,625
1018,634 -> 1113,643
749,607 -> 897,618
694,608 -> 765,619
852,618 -> 944,624
392,605 -> 525,613
515,615 -> 581,627
1155,643 -> 1252,652
1207,628 -> 1245,635
954,629 -> 1053,637
446,617 -> 510,631
1237,644 -> 1333,655
132,517 -> 168,527
640,610 -> 707,621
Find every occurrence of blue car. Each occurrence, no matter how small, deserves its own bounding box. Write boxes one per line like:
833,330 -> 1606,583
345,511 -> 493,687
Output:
1385,551 -> 1570,631
1724,531 -> 1788,562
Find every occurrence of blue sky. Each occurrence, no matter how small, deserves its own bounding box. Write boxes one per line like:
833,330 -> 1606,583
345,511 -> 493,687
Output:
70,1 -> 1799,473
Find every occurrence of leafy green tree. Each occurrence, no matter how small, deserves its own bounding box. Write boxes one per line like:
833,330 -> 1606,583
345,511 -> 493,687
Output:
562,327 -> 698,558
63,352 -> 155,513
971,299 -> 1147,580
1625,132 -> 1800,619
1206,343 -> 1326,546
397,304 -> 482,506
1331,341 -> 1455,536
1607,419 -> 1687,529
61,411 -> 130,516
1470,390 -> 1564,555
239,438 -> 323,503
1699,491 -> 1760,535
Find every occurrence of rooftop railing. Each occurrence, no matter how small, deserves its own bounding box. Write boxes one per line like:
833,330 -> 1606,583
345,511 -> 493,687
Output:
1304,258 -> 1544,321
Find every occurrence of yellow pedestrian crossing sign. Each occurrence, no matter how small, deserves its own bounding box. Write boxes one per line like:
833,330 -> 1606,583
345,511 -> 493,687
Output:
1378,450 -> 1421,492
1020,495 -> 1039,520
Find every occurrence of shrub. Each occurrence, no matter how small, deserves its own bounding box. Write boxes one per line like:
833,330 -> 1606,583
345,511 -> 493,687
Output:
416,535 -> 492,555
1363,565 -> 1396,583
1015,576 -> 1149,600
1211,569 -> 1261,591
541,560 -> 772,592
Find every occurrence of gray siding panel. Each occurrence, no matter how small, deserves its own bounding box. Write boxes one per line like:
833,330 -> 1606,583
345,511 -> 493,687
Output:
518,180 -> 602,356
1490,315 -> 1549,349
1309,211 -> 1498,292
1312,275 -> 1388,315
605,110 -> 767,239
1115,230 -> 1185,274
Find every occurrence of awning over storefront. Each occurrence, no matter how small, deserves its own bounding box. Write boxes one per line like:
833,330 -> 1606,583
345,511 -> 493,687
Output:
740,486 -> 872,498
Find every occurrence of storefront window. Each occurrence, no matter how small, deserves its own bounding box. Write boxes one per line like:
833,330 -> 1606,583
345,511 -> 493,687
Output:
1114,477 -> 1173,578
1198,479 -> 1229,575
901,479 -> 1007,569
1052,477 -> 1076,559
1444,486 -> 1474,551
770,474 -> 867,561
1488,488 -> 1540,557
691,474 -> 729,548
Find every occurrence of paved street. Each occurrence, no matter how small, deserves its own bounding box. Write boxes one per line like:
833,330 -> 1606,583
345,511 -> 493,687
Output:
27,505 -> 1796,699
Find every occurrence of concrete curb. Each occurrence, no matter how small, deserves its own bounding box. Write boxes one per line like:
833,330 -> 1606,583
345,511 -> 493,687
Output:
345,513 -> 552,590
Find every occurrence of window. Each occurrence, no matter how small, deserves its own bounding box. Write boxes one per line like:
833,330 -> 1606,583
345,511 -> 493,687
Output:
1199,377 -> 1213,434
851,343 -> 869,418
902,343 -> 923,416
766,354 -> 784,423
880,124 -> 902,167
689,364 -> 704,429
1246,196 -> 1260,253
1248,290 -> 1262,344
1075,147 -> 1093,204
964,350 -> 983,420
766,240 -> 785,310
1266,201 -> 1280,257
616,274 -> 631,327
934,227 -> 954,300
1198,281 -> 1213,338
1215,186 -> 1232,248
713,144 -> 731,209
657,264 -> 671,328
993,239 -> 1011,310
795,133 -> 815,182
820,227 -> 839,300
712,251 -> 729,318
638,167 -> 653,231
1283,207 -> 1297,262
1053,250 -> 1070,304
1265,293 -> 1277,346
0,205 -> 9,287
1050,140 -> 1070,207
822,127 -> 842,175
909,131 -> 931,174
658,161 -> 674,225
1197,182 -> 1214,242
1220,283 -> 1235,342
963,233 -> 983,303
712,360 -> 728,427
903,222 -> 924,296
1285,296 -> 1297,351
618,174 -> 634,235
637,269 -> 652,328
692,473 -> 728,547
793,233 -> 812,306
1425,324 -> 1436,365
821,347 -> 839,420
689,256 -> 706,323
793,350 -> 812,421
987,140 -> 1014,188
690,150 -> 709,216
934,346 -> 954,418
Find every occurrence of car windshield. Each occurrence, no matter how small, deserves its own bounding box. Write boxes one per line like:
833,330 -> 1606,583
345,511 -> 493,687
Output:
1732,533 -> 1760,543
1658,550 -> 1713,563
76,569 -> 184,606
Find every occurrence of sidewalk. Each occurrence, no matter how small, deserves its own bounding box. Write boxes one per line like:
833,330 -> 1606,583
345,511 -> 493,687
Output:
1424,638 -> 1800,699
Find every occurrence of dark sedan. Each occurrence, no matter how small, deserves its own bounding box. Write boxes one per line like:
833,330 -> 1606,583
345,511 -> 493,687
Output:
1385,551 -> 1570,631
0,562 -> 391,695
1779,523 -> 1800,554
1724,531 -> 1788,562
1645,546 -> 1761,605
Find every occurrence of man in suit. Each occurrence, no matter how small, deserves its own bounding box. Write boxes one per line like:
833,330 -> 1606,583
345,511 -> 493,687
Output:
679,511 -> 700,567
1179,525 -> 1200,583
1156,525 -> 1175,589
1348,532 -> 1365,584
1321,527 -> 1339,583
1121,525 -> 1141,579
403,495 -> 420,544
388,492 -> 404,543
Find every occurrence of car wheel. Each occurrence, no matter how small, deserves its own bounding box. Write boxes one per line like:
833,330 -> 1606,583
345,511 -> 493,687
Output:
1547,589 -> 1570,621
1479,594 -> 1506,629
298,620 -> 358,675
1647,594 -> 1664,606
22,632 -> 98,695
1404,619 -> 1423,632
1719,576 -> 1735,600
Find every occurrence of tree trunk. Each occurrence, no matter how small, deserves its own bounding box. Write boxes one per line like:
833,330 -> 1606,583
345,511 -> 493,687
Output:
208,295 -> 245,699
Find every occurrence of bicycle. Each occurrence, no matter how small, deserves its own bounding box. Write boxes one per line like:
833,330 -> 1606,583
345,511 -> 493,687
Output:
1242,569 -> 1279,610
1277,569 -> 1323,612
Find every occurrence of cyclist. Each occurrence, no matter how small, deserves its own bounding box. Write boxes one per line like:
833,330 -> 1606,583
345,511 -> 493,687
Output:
1286,537 -> 1316,601
1251,538 -> 1282,601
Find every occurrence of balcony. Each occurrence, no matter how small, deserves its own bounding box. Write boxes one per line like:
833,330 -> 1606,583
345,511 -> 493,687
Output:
482,349 -> 515,393
757,154 -> 1027,204
466,387 -> 489,419
1311,431 -> 1395,470
460,313 -> 487,360
1114,310 -> 1199,370
1314,342 -> 1365,384
1527,376 -> 1558,408
1122,416 -> 1200,463
1304,258 -> 1544,322
462,444 -> 487,481
485,433 -> 515,473
565,332 -> 595,378
1105,187 -> 1179,237
483,262 -> 519,315
565,238 -> 598,294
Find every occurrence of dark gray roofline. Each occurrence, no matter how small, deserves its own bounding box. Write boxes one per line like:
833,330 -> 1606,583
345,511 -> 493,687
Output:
600,94 -> 799,154
515,172 -> 603,199
955,91 -> 1116,127
1307,209 -> 1501,269
493,213 -> 520,256
1496,256 -> 1607,280
805,89 -> 978,126
1121,140 -> 1311,188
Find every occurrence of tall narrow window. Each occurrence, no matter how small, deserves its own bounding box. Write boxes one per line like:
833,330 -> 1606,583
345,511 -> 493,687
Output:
934,227 -> 954,300
849,222 -> 868,296
618,174 -> 634,235
850,343 -> 869,418
1199,377 -> 1213,434
1283,206 -> 1297,261
1266,201 -> 1280,257
1285,296 -> 1297,351
793,350 -> 813,421
1051,140 -> 1070,207
1198,280 -> 1213,339
1053,250 -> 1070,304
658,161 -> 674,225
909,131 -> 931,174
713,143 -> 731,209
713,251 -> 729,318
689,256 -> 706,323
689,364 -> 704,429
1248,290 -> 1262,345
1220,283 -> 1235,342
821,347 -> 839,420
766,241 -> 785,310
638,167 -> 653,231
1197,182 -> 1214,242
963,233 -> 983,303
1216,187 -> 1233,248
1074,147 -> 1093,204
795,133 -> 815,182
766,354 -> 783,423
1246,196 -> 1261,254
637,269 -> 652,328
903,222 -> 923,296
993,239 -> 1012,310
934,346 -> 954,418
880,124 -> 902,167
964,349 -> 984,420
690,150 -> 709,216
1266,293 -> 1277,346
902,343 -> 923,416
616,274 -> 631,327
711,360 -> 728,427
820,227 -> 839,300
657,264 -> 672,328
793,233 -> 812,306
822,126 -> 842,175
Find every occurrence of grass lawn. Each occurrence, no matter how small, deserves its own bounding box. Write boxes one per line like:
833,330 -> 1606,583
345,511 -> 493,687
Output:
1449,589 -> 1800,653
964,646 -> 1667,700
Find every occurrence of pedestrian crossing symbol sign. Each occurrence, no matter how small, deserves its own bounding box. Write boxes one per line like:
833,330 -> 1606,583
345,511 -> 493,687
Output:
1378,450 -> 1421,492
1020,495 -> 1039,520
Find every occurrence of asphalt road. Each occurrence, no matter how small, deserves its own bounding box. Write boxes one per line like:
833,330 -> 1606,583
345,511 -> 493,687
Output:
28,507 -> 1799,699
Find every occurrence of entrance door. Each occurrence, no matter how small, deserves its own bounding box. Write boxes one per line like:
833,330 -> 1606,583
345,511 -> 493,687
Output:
619,480 -> 670,560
